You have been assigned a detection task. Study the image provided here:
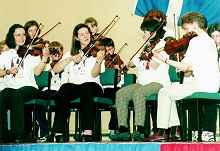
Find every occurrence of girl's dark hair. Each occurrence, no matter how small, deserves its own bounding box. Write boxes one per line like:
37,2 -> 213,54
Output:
207,23 -> 220,36
24,20 -> 40,44
140,9 -> 167,40
70,23 -> 92,55
99,37 -> 114,47
49,41 -> 64,55
5,24 -> 24,49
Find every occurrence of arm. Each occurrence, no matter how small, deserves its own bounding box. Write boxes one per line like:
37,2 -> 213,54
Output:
34,46 -> 50,76
165,59 -> 192,72
91,50 -> 105,77
53,53 -> 82,73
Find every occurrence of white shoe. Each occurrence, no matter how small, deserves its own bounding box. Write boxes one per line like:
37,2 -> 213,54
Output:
201,131 -> 215,142
192,131 -> 198,142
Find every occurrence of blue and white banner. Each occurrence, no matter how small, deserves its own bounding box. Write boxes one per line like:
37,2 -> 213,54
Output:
135,0 -> 220,25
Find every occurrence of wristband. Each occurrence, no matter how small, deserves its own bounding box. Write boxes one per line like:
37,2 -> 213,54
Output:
6,69 -> 10,75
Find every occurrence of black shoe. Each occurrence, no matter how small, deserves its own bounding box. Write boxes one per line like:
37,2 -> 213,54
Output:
46,134 -> 55,142
133,131 -> 144,141
109,132 -> 131,141
168,135 -> 181,142
81,135 -> 93,142
55,134 -> 69,143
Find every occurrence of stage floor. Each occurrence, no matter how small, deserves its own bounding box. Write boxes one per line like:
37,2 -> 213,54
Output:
1,142 -> 220,151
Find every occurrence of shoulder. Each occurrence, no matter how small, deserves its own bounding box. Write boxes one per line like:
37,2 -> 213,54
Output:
190,32 -> 212,44
61,51 -> 71,60
0,48 -> 17,58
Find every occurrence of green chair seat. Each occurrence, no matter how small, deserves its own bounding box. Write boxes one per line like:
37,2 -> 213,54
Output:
70,97 -> 113,106
25,99 -> 55,107
25,99 -> 48,106
183,92 -> 220,101
145,93 -> 158,101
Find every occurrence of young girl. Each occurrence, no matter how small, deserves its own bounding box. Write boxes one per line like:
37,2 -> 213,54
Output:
0,24 -> 50,143
52,23 -> 105,142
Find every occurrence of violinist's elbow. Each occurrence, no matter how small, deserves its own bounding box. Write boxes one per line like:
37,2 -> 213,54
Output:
91,71 -> 99,78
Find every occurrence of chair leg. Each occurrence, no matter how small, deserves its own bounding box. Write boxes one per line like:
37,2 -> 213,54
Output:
178,101 -> 188,141
218,106 -> 220,135
144,103 -> 151,137
94,109 -> 102,141
74,109 -> 81,141
47,109 -> 52,134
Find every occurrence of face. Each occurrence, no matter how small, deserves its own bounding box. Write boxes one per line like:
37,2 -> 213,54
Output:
77,27 -> 91,46
13,28 -> 26,46
182,22 -> 197,33
28,25 -> 38,39
86,23 -> 98,36
142,30 -> 156,41
51,52 -> 63,61
106,46 -> 115,55
211,31 -> 220,47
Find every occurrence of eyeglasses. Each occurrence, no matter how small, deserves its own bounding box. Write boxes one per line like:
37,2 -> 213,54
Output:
14,33 -> 26,37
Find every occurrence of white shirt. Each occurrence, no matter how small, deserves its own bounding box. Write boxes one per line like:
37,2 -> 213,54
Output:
0,49 -> 40,90
50,69 -> 66,91
61,52 -> 105,87
182,32 -> 220,92
132,40 -> 171,87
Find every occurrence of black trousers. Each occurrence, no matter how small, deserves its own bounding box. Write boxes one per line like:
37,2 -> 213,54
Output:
53,82 -> 103,134
36,89 -> 57,137
103,87 -> 119,130
189,103 -> 217,132
0,86 -> 39,141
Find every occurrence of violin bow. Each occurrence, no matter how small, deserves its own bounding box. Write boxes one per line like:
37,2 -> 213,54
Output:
17,23 -> 43,68
36,22 -> 61,43
79,16 -> 120,63
93,15 -> 120,40
128,19 -> 166,63
173,13 -> 181,62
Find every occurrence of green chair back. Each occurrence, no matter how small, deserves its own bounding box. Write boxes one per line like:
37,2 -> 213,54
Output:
123,73 -> 136,86
168,65 -> 180,82
35,71 -> 50,89
100,68 -> 118,87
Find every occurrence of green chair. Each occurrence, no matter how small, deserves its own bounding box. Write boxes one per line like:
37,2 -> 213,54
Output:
70,68 -> 118,141
178,92 -> 220,141
24,71 -> 55,138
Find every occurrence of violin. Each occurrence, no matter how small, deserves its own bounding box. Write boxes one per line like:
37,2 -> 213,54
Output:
17,40 -> 49,58
105,54 -> 124,68
139,38 -> 160,61
79,16 -> 119,61
164,32 -> 197,55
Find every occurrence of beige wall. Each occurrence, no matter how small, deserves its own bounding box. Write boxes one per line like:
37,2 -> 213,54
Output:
1,0 -> 145,69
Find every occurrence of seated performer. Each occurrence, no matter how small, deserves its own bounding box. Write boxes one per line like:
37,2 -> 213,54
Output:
99,37 -> 126,136
110,9 -> 170,141
84,17 -> 99,37
150,12 -> 220,142
51,23 -> 105,142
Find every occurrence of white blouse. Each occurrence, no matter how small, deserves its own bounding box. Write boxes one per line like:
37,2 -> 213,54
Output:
61,52 -> 105,87
132,40 -> 171,87
0,49 -> 40,90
